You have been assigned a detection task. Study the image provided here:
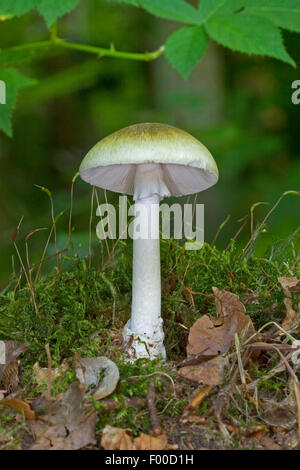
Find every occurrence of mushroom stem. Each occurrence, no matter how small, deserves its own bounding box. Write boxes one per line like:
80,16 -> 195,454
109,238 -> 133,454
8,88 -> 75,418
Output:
124,194 -> 166,360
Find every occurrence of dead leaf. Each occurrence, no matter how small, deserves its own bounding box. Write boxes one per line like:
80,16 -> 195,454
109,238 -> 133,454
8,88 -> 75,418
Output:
29,413 -> 98,450
29,382 -> 98,450
187,288 -> 254,357
101,425 -> 133,450
262,400 -> 296,430
134,433 -> 169,450
0,398 -> 35,420
179,356 -> 228,386
277,277 -> 300,331
33,362 -> 63,386
75,357 -> 119,400
278,277 -> 300,296
0,341 -> 29,394
282,298 -> 298,331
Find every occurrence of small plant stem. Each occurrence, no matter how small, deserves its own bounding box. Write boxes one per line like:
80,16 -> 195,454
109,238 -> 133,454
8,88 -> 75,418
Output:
14,242 -> 40,318
5,39 -> 165,62
88,186 -> 95,268
35,225 -> 54,282
211,215 -> 230,247
67,172 -> 79,256
45,343 -> 53,425
50,22 -> 58,42
94,189 -> 111,269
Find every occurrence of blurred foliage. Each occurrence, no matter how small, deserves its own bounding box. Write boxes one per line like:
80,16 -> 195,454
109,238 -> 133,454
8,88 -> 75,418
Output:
0,0 -> 299,283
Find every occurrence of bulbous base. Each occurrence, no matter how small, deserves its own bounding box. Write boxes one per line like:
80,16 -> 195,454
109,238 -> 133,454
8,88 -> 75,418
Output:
123,319 -> 166,361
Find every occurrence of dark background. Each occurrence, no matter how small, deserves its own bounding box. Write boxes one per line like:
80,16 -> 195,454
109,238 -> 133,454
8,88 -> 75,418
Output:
0,0 -> 299,283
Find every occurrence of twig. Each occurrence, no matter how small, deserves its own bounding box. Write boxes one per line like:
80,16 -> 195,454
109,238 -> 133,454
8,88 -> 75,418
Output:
45,343 -> 52,425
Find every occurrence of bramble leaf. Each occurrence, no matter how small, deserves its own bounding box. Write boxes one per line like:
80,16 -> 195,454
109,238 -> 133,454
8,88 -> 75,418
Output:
0,67 -> 37,136
106,0 -> 140,5
0,0 -> 39,16
197,0 -> 226,22
206,13 -> 296,67
246,0 -> 300,33
165,26 -> 208,78
138,0 -> 200,25
37,0 -> 80,27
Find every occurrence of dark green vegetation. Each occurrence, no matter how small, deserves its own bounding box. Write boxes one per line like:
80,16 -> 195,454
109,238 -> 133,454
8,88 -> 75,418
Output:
0,0 -> 300,283
1,237 -> 299,366
0,212 -> 299,448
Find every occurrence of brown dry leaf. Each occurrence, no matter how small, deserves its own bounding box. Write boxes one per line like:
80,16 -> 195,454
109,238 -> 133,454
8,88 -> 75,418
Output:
282,298 -> 298,331
29,413 -> 98,450
179,357 -> 228,386
180,288 -> 254,386
187,288 -> 254,357
134,432 -> 169,450
29,382 -> 98,450
32,362 -> 63,386
0,341 -> 29,394
101,425 -> 133,450
262,400 -> 296,430
278,277 -> 300,296
278,277 -> 300,331
0,398 -> 35,420
189,385 -> 212,410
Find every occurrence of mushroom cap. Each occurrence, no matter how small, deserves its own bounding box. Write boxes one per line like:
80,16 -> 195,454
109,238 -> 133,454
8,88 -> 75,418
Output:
79,123 -> 218,197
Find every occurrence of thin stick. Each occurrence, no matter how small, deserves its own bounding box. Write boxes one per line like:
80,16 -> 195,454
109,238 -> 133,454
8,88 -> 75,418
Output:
88,186 -> 95,268
211,215 -> 230,247
45,343 -> 52,425
68,172 -> 79,256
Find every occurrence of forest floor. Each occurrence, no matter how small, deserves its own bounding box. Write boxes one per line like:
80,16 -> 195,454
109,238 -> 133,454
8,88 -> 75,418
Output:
0,235 -> 300,451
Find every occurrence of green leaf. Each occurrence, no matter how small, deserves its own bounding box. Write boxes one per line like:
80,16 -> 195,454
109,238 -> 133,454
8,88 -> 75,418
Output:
37,0 -> 80,27
106,0 -> 140,5
246,0 -> 300,33
206,14 -> 296,67
0,68 -> 36,136
165,26 -> 208,78
138,0 -> 200,25
0,0 -> 39,16
198,0 -> 226,22
212,0 -> 246,15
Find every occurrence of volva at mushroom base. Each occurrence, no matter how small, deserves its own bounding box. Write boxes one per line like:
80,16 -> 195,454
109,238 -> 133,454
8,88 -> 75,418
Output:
79,123 -> 219,360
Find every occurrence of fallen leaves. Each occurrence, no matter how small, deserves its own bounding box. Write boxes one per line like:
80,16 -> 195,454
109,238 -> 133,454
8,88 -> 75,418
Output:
101,426 -> 171,451
28,382 -> 98,450
179,287 -> 254,385
0,398 -> 35,420
101,426 -> 133,450
278,276 -> 300,331
134,433 -> 169,450
0,341 -> 29,394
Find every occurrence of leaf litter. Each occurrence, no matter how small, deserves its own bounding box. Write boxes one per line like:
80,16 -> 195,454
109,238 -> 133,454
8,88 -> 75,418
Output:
1,269 -> 300,450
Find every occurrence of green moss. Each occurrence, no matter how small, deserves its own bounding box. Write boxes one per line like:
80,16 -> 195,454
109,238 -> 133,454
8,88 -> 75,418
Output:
0,238 -> 297,367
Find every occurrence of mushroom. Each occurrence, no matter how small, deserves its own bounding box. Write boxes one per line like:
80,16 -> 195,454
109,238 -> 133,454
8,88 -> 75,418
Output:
79,123 -> 218,360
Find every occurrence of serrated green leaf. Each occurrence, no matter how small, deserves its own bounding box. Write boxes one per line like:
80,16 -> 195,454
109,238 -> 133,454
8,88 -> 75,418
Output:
138,0 -> 200,25
0,68 -> 36,136
206,14 -> 296,67
246,0 -> 300,33
106,0 -> 140,5
198,0 -> 226,22
37,0 -> 80,27
212,0 -> 246,15
0,0 -> 39,16
165,26 -> 208,78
